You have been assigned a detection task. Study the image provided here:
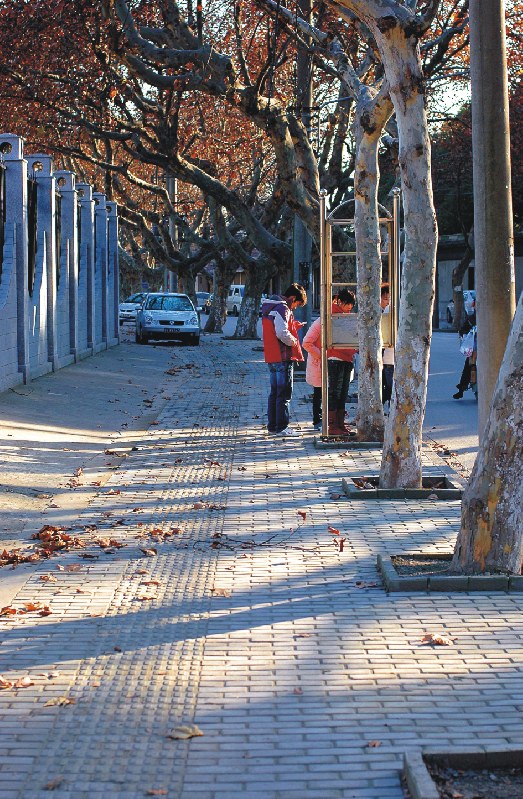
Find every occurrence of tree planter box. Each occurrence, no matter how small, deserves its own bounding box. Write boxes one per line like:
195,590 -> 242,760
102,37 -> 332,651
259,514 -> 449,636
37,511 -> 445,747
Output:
377,553 -> 522,592
404,747 -> 523,799
342,473 -> 462,499
314,436 -> 382,450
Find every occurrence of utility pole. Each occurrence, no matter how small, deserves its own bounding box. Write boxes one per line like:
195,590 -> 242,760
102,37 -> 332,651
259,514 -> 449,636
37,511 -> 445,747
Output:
166,173 -> 178,292
469,0 -> 515,435
293,0 -> 313,329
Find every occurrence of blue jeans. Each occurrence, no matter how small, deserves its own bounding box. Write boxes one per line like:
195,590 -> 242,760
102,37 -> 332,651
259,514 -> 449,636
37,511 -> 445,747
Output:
267,362 -> 294,432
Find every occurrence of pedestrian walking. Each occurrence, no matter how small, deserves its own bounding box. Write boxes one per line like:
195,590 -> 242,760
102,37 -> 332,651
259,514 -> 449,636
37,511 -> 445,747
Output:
327,289 -> 357,436
380,284 -> 395,413
302,315 -> 322,429
261,283 -> 307,436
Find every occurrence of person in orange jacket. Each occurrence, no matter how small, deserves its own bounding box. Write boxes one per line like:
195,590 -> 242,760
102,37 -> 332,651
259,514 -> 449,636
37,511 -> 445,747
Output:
261,283 -> 307,436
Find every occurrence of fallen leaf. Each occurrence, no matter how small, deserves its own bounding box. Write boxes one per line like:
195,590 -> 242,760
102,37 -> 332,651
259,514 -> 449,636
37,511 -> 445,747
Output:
73,468 -> 83,477
367,740 -> 381,748
140,548 -> 157,558
192,502 -> 206,510
167,724 -> 204,740
22,602 -> 42,612
327,526 -> 341,536
0,675 -> 13,689
421,632 -> 454,646
135,596 -> 156,602
44,777 -> 64,790
44,696 -> 76,707
38,606 -> 52,617
114,646 -> 122,652
211,587 -> 231,598
0,606 -> 17,617
427,493 -> 439,500
297,511 -> 307,521
293,687 -> 303,695
141,580 -> 161,587
132,507 -> 144,513
145,791 -> 168,797
14,676 -> 34,688
39,575 -> 58,583
64,564 -> 82,572
330,493 -> 341,500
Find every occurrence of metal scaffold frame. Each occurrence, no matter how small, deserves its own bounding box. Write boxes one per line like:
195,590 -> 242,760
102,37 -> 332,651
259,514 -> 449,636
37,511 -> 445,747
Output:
318,188 -> 401,438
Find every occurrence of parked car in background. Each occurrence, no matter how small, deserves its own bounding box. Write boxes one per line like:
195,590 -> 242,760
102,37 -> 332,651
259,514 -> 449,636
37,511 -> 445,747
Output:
119,292 -> 147,325
226,285 -> 244,316
196,291 -> 211,314
135,293 -> 200,345
446,290 -> 476,324
225,287 -> 268,316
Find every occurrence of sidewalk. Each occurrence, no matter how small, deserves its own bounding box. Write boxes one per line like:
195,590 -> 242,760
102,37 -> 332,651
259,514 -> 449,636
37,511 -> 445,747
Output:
1,332 -> 522,799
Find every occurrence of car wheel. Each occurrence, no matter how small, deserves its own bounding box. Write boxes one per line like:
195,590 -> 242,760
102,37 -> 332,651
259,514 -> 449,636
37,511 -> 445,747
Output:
189,334 -> 200,346
233,305 -> 238,316
446,308 -> 453,324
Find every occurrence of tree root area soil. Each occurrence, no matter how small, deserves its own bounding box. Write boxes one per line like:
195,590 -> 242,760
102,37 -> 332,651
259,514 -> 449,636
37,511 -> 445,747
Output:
426,763 -> 523,798
392,554 -> 510,579
392,555 -> 455,576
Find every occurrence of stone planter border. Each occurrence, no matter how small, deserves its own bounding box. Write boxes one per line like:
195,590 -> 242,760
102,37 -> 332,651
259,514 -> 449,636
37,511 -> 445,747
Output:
314,437 -> 382,450
377,552 -> 523,593
404,746 -> 523,799
342,473 -> 462,499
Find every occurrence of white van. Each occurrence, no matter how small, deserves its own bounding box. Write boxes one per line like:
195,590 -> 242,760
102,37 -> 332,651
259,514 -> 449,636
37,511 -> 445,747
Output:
226,285 -> 244,316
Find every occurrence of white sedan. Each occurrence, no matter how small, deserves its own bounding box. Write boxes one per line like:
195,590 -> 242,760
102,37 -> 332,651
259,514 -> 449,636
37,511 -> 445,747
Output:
135,293 -> 200,345
119,292 -> 147,325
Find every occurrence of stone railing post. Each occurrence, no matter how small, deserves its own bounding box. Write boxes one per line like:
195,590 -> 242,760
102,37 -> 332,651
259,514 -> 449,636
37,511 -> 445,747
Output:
107,201 -> 120,345
93,192 -> 108,351
28,153 -> 57,373
55,171 -> 79,362
0,134 -> 29,381
76,183 -> 95,355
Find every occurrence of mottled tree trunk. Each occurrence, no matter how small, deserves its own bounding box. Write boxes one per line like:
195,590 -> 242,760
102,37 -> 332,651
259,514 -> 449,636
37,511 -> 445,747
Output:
376,28 -> 438,488
353,93 -> 393,442
452,295 -> 523,574
203,262 -> 234,334
233,265 -> 269,339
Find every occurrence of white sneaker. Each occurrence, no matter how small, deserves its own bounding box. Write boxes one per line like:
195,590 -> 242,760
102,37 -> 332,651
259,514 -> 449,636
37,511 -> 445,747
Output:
279,427 -> 300,437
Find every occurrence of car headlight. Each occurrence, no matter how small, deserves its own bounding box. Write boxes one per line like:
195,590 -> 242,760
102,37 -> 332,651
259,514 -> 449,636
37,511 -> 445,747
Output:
143,313 -> 154,324
189,315 -> 198,325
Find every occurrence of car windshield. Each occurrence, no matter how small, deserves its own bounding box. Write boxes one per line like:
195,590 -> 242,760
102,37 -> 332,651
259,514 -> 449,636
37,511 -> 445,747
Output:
145,295 -> 193,312
125,293 -> 145,303
196,292 -> 210,301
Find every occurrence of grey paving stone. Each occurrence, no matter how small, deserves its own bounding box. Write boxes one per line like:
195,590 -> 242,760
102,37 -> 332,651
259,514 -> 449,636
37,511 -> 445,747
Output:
1,336 -> 522,799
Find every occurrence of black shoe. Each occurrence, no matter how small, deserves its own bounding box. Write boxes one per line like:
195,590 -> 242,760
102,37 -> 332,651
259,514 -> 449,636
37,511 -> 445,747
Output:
453,390 -> 464,399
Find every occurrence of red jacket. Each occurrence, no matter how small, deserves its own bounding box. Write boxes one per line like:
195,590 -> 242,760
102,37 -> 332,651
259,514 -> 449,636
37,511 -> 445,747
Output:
261,296 -> 304,363
327,302 -> 357,362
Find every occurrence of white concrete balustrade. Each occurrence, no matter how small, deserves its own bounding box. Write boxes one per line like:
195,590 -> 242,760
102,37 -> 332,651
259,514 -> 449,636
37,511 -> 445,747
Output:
0,134 -> 119,393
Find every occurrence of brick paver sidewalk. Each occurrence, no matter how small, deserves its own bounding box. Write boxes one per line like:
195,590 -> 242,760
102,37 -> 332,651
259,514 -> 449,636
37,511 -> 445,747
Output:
1,335 -> 522,799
